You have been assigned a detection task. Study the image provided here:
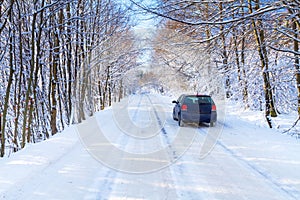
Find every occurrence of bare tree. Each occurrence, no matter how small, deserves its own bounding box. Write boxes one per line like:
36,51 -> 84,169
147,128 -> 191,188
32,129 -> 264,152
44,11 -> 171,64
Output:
247,0 -> 277,128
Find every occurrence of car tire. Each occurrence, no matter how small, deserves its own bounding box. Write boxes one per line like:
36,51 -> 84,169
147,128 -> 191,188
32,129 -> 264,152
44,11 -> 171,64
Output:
210,122 -> 215,127
173,111 -> 178,121
178,114 -> 184,127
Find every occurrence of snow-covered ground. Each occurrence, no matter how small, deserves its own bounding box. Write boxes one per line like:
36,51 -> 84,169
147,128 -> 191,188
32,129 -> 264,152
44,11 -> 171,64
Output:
0,94 -> 299,200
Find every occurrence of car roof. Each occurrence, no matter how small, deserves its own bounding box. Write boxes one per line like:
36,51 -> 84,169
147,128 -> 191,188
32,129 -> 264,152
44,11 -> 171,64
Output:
183,94 -> 211,97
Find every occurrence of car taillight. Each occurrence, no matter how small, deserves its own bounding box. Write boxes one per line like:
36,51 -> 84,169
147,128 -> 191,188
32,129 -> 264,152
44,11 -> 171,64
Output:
212,104 -> 217,111
181,104 -> 188,111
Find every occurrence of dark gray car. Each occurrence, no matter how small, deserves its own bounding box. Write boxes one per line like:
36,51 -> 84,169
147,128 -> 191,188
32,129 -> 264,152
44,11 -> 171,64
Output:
172,94 -> 217,127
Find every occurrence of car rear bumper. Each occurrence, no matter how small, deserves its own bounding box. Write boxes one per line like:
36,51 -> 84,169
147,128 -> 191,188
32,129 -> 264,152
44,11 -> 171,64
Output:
181,111 -> 217,123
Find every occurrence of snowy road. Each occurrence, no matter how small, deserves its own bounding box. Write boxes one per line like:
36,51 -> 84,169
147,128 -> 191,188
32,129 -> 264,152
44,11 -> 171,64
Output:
0,94 -> 300,200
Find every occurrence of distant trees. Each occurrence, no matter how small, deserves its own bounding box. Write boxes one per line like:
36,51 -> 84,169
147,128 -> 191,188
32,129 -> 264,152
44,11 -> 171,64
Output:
0,0 -> 137,157
135,0 -> 300,128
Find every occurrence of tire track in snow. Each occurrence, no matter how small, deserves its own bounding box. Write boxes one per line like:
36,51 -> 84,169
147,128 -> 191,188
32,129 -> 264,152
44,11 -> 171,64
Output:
93,94 -> 170,199
131,94 -> 144,122
146,95 -> 175,156
89,96 -> 145,199
146,94 -> 197,199
198,127 -> 300,200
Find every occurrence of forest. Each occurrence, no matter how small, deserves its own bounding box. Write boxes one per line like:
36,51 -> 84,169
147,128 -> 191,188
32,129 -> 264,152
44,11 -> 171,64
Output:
135,0 -> 299,128
0,0 -> 299,157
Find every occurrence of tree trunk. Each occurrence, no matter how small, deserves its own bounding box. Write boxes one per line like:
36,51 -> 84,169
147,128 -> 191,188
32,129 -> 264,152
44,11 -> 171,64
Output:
13,0 -> 24,152
119,79 -> 123,102
292,18 -> 300,117
103,66 -> 110,109
219,3 -> 230,98
21,7 -> 38,148
1,26 -> 15,157
50,25 -> 59,135
241,27 -> 249,108
248,0 -> 277,128
108,78 -> 112,106
66,3 -> 73,124
30,0 -> 45,142
239,0 -> 249,108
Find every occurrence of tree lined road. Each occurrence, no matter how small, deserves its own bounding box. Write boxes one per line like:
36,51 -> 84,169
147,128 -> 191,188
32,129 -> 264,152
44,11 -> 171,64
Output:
1,1 -> 299,198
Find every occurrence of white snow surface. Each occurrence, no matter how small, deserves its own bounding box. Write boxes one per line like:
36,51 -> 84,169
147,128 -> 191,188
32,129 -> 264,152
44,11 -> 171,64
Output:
0,94 -> 299,200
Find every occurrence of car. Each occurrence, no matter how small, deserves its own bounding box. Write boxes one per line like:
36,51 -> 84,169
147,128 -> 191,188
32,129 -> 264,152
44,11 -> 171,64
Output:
172,94 -> 217,127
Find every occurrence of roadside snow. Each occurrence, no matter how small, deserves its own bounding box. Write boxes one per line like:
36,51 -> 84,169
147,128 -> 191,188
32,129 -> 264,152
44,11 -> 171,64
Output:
226,103 -> 299,136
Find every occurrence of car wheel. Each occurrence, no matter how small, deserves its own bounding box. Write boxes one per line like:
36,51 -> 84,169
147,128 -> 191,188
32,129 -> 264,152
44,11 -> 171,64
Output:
210,122 -> 215,127
178,114 -> 184,127
173,111 -> 178,121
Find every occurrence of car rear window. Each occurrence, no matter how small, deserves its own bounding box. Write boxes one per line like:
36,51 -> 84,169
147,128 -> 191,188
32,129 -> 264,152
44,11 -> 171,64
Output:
184,96 -> 212,104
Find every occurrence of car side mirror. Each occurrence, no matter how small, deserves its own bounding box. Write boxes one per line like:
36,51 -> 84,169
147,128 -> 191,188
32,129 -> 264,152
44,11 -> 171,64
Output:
172,100 -> 178,104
